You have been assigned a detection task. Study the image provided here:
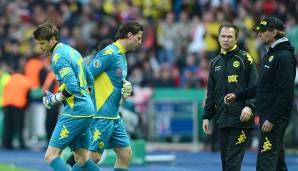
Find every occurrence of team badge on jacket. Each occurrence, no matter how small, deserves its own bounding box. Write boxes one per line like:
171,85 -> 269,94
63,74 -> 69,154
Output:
233,61 -> 240,68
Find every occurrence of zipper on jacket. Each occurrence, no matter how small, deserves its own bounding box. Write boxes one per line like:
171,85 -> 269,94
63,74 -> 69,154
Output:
223,55 -> 229,127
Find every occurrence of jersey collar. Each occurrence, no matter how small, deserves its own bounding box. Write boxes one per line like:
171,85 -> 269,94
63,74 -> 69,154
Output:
51,42 -> 63,53
114,41 -> 126,53
220,45 -> 237,55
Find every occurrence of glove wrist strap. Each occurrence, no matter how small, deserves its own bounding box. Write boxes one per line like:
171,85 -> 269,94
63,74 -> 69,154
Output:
50,92 -> 65,103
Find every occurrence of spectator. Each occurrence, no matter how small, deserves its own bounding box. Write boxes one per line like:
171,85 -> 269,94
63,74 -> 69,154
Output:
2,61 -> 31,149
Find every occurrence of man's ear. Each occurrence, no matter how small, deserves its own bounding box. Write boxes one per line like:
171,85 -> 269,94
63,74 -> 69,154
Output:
50,36 -> 56,42
127,32 -> 133,39
272,29 -> 278,37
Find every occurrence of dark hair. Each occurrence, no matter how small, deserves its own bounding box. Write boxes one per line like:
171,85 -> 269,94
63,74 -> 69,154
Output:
218,23 -> 239,38
97,39 -> 114,50
115,21 -> 143,40
33,23 -> 59,41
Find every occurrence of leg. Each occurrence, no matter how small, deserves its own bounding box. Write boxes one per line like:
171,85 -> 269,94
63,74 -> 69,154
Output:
113,147 -> 132,169
73,148 -> 88,165
67,154 -> 76,167
211,121 -> 219,151
15,108 -> 26,149
109,119 -> 131,170
72,148 -> 100,171
46,115 -> 89,171
276,145 -> 288,171
69,118 -> 99,171
219,128 -> 229,171
225,128 -> 252,171
256,119 -> 289,171
45,146 -> 69,171
45,146 -> 63,163
89,151 -> 103,164
2,106 -> 13,149
88,118 -> 113,163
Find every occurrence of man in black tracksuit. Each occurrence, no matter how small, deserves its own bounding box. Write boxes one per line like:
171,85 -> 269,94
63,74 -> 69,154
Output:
203,24 -> 258,171
225,16 -> 296,171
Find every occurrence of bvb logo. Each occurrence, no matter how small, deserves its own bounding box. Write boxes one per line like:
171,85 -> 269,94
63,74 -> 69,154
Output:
269,56 -> 274,62
260,20 -> 267,26
233,61 -> 240,68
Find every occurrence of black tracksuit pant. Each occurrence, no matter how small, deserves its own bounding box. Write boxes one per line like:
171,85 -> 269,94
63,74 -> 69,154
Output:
220,127 -> 252,171
2,106 -> 26,149
256,117 -> 289,171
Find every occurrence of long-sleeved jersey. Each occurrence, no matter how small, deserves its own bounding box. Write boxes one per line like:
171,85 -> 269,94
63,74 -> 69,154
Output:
51,43 -> 95,117
88,41 -> 127,119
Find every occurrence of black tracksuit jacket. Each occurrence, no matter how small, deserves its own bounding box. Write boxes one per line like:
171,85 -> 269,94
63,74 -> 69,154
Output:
235,40 -> 296,124
203,47 -> 258,128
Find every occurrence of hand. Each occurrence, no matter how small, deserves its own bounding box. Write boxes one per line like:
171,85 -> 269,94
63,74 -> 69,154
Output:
202,97 -> 206,108
224,93 -> 236,105
240,106 -> 252,122
122,80 -> 132,98
43,91 -> 54,109
261,120 -> 274,133
42,91 -> 64,109
203,119 -> 212,134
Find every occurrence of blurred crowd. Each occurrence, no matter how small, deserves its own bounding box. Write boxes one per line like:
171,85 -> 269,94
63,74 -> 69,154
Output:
0,0 -> 298,149
1,0 -> 298,88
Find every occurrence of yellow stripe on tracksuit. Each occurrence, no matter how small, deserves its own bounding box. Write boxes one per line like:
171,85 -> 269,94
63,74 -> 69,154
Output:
61,114 -> 94,118
94,71 -> 114,111
93,115 -> 120,120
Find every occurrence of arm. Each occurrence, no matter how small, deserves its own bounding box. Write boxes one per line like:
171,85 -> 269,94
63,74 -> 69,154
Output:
84,63 -> 94,90
203,63 -> 216,120
202,63 -> 216,134
225,86 -> 256,105
240,53 -> 259,122
55,54 -> 80,97
267,54 -> 295,124
235,85 -> 257,101
244,53 -> 258,111
224,53 -> 257,105
43,54 -> 79,109
88,50 -> 113,78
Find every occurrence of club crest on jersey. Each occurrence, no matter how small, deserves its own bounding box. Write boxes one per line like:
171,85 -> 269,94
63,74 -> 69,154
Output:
233,61 -> 240,68
94,60 -> 101,68
268,55 -> 274,62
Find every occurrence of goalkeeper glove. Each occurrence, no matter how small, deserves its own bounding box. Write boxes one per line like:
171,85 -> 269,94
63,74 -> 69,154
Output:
121,80 -> 132,98
43,91 -> 65,109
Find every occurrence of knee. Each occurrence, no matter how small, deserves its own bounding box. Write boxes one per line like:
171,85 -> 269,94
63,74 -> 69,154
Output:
73,154 -> 87,165
73,150 -> 89,165
117,148 -> 132,162
89,152 -> 102,164
44,150 -> 59,163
